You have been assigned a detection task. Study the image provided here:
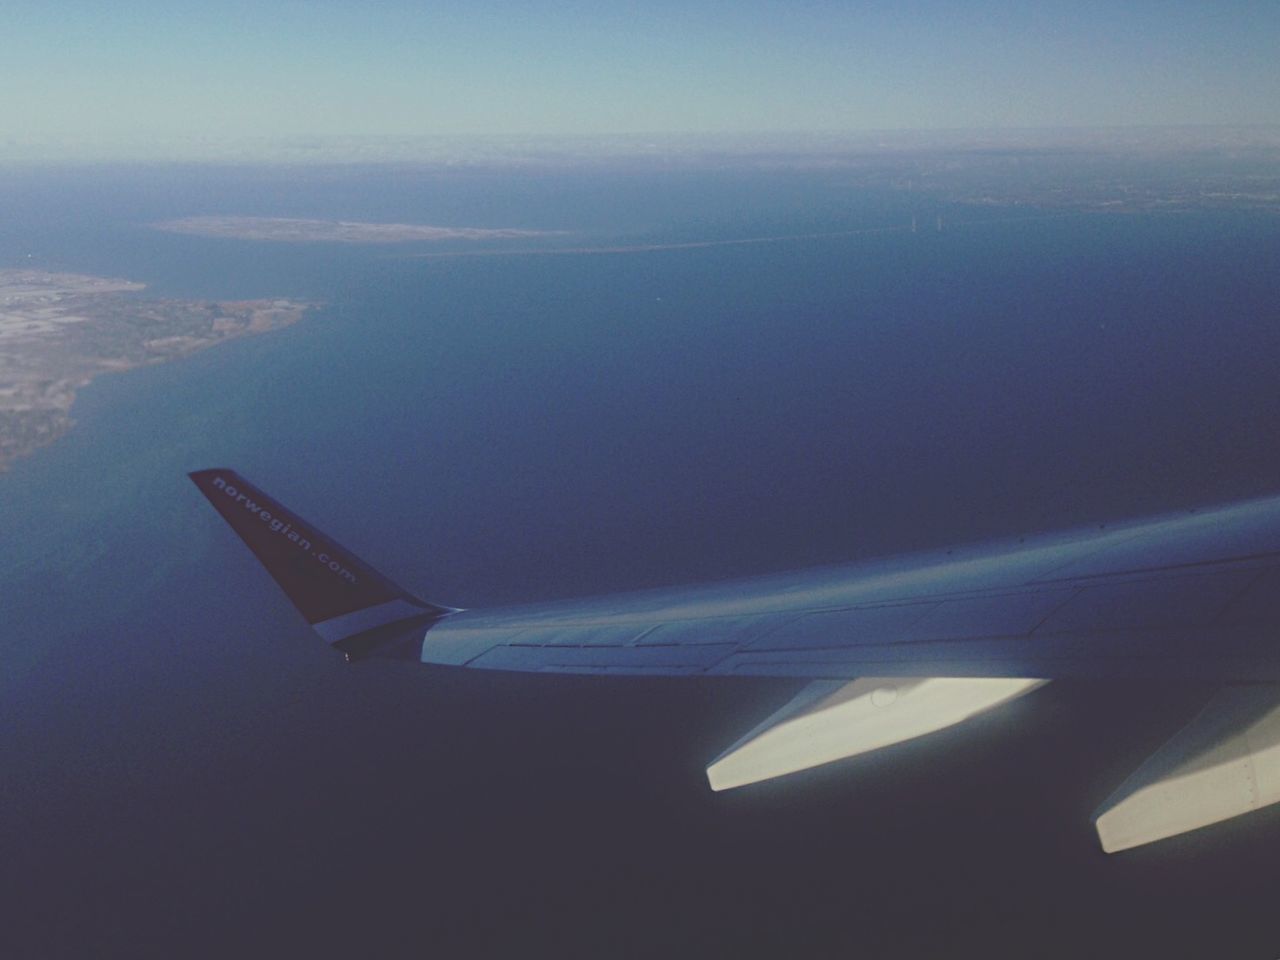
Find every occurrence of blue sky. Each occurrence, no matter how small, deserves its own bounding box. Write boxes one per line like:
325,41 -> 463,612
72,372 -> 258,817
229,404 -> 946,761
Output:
5,0 -> 1278,150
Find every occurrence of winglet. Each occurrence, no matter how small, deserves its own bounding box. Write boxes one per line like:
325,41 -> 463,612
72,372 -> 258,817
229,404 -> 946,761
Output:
188,468 -> 455,659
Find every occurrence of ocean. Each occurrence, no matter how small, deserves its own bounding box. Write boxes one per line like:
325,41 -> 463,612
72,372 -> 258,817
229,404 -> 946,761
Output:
2,164 -> 1280,957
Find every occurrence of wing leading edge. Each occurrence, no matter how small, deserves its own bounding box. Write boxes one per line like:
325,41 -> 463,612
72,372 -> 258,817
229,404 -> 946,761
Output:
189,469 -> 1280,852
423,494 -> 1280,682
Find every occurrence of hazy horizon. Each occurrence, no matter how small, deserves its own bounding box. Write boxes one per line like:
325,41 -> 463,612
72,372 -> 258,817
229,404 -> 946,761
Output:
6,1 -> 1278,158
5,123 -> 1280,166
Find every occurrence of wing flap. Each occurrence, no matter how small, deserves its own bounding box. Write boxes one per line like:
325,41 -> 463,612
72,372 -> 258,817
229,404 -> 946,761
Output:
1095,685 -> 1280,852
707,676 -> 1047,791
465,642 -> 736,674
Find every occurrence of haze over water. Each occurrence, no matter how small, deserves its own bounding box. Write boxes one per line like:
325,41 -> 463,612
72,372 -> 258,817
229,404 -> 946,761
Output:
3,164 -> 1280,957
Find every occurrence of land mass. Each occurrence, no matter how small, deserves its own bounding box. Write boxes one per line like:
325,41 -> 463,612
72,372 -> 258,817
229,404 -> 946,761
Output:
153,216 -> 558,244
0,269 -> 311,470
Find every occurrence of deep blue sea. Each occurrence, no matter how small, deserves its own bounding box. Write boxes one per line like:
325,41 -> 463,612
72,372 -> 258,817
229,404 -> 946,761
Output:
3,165 -> 1280,957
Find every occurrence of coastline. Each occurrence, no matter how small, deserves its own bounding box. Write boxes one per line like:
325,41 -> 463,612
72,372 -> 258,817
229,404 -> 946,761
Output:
0,269 -> 313,471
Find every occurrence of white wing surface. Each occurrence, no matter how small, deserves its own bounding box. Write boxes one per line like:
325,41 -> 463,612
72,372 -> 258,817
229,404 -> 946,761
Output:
423,495 -> 1280,682
190,469 -> 1280,851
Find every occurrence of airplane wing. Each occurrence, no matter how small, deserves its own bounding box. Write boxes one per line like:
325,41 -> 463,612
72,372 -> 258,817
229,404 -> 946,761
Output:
189,468 -> 1280,853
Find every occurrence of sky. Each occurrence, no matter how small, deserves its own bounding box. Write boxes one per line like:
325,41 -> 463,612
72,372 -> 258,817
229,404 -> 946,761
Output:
3,0 -> 1279,157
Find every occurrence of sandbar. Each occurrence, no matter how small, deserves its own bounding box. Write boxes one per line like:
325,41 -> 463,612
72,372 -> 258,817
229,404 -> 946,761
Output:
153,216 -> 557,244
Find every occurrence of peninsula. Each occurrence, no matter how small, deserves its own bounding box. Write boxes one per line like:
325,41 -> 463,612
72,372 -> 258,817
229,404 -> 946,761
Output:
153,216 -> 557,244
0,269 -> 310,471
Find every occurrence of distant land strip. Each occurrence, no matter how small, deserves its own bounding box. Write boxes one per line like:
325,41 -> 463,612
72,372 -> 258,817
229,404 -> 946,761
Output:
401,211 -> 1104,260
154,216 -> 563,244
0,269 -> 313,471
402,224 -> 915,259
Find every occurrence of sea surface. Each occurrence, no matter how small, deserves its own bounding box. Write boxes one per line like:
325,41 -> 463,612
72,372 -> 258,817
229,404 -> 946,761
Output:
2,165 -> 1280,957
